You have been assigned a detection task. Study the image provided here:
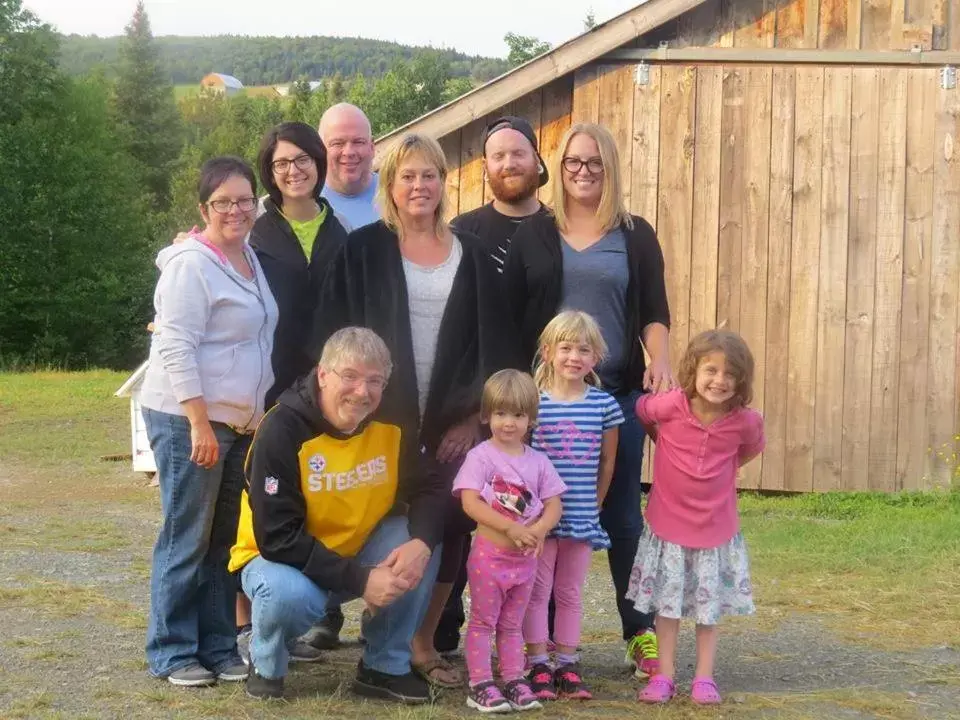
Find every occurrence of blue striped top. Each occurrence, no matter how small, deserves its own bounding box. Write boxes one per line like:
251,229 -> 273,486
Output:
531,386 -> 624,549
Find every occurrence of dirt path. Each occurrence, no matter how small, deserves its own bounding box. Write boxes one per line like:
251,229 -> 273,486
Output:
1,478 -> 957,720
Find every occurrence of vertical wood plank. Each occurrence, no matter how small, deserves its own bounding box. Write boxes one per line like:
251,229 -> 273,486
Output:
848,0 -> 863,47
895,69 -> 935,491
813,67 -> 851,492
862,0 -> 893,50
927,78 -> 960,485
677,0 -> 726,48
952,0 -> 960,49
720,0 -> 737,47
776,0 -> 810,48
598,66 -> 636,210
458,118 -> 487,214
785,67 -> 824,493
841,67 -> 880,491
804,0 -> 822,46
689,66 -> 723,337
738,66 -> 773,490
819,0 -> 849,48
572,66 -> 600,124
439,131 -> 461,220
932,0 -> 948,49
763,66 -> 797,490
869,67 -> 907,492
631,65 -> 663,225
891,0 -> 906,48
657,66 -> 697,367
717,68 -> 745,332
537,76 -> 573,208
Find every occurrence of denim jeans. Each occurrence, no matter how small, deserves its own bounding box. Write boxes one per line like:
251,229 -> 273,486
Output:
240,516 -> 442,679
598,390 -> 656,639
142,407 -> 249,677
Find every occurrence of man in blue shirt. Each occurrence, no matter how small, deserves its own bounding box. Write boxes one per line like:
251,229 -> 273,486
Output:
319,103 -> 380,232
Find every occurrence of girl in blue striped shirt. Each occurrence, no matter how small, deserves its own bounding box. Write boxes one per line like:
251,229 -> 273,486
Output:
522,310 -> 624,700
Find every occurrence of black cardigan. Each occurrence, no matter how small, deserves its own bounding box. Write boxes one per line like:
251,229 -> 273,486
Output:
312,221 -> 523,456
250,198 -> 348,407
503,211 -> 671,394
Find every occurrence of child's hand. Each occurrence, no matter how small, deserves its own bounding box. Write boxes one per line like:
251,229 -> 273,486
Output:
505,524 -> 538,553
529,524 -> 550,557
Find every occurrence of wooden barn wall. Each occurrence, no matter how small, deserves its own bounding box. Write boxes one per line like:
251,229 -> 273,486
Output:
630,0 -> 960,51
436,60 -> 960,493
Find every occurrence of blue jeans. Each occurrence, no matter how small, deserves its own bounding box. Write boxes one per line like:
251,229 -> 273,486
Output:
598,390 -> 656,639
240,516 -> 441,679
142,407 -> 248,677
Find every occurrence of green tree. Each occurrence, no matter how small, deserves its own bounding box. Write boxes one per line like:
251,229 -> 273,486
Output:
584,8 -> 597,30
442,76 -> 474,103
112,1 -> 182,208
0,0 -> 156,368
504,32 -> 551,67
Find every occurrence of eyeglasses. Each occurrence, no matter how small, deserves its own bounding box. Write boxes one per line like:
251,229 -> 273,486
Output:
331,368 -> 387,391
562,156 -> 604,175
207,197 -> 258,214
271,154 -> 314,175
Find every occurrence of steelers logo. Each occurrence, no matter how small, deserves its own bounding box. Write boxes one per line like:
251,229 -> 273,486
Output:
308,454 -> 326,473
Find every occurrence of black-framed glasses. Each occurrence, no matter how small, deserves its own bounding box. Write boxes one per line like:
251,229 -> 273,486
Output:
331,368 -> 388,391
271,154 -> 314,175
562,156 -> 604,175
207,197 -> 258,214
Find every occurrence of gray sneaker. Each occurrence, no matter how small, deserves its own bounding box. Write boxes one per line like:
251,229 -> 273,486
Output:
167,663 -> 216,687
216,661 -> 249,682
239,627 -> 324,665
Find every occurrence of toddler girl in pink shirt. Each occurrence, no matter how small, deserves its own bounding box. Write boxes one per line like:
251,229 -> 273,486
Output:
453,369 -> 566,713
626,330 -> 765,706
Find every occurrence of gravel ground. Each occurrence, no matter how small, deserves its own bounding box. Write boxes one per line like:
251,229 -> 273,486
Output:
0,474 -> 958,719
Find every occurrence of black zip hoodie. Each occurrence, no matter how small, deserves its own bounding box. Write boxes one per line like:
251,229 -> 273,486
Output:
250,198 -> 348,407
234,370 -> 447,597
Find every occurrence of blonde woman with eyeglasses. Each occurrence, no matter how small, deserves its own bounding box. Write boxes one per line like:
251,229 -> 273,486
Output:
140,156 -> 279,688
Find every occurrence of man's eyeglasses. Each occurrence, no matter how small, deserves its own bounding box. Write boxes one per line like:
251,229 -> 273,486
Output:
331,368 -> 387,391
561,156 -> 604,175
271,154 -> 314,175
207,197 -> 257,214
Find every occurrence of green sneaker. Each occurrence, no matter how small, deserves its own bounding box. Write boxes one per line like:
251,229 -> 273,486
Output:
625,630 -> 660,679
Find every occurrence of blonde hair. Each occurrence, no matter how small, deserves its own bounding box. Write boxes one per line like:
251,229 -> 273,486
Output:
533,310 -> 608,390
480,369 -> 540,423
376,133 -> 449,239
678,329 -> 755,408
319,327 -> 393,379
549,122 -> 633,234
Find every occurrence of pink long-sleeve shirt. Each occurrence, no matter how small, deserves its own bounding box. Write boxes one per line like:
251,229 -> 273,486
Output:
636,389 -> 766,549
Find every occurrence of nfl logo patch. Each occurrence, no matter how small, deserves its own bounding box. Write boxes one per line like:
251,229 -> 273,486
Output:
264,476 -> 279,495
308,454 -> 326,473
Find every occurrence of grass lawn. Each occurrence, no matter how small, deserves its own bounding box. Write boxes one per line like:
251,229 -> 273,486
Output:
0,370 -> 958,719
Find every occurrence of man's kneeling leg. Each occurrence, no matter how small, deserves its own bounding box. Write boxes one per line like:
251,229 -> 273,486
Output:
241,556 -> 329,694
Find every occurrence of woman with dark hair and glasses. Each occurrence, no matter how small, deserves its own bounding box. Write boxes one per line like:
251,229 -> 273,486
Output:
140,156 -> 279,688
252,121 -> 349,407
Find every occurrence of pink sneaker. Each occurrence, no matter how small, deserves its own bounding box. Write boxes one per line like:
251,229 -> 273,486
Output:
637,674 -> 675,704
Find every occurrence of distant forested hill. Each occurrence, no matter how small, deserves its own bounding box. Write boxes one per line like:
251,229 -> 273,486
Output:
57,34 -> 511,86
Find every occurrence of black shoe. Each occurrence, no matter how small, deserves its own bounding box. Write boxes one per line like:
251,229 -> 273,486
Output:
306,607 -> 344,650
353,660 -> 431,704
246,666 -> 284,699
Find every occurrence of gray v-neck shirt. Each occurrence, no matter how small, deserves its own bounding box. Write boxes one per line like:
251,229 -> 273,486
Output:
560,228 -> 630,391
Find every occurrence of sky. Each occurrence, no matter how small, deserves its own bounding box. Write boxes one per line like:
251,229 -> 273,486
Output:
23,0 -> 646,58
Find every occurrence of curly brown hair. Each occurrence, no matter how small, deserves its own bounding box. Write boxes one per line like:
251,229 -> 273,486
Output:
677,330 -> 755,408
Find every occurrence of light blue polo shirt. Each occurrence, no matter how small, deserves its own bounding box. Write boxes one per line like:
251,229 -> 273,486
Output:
321,173 -> 380,232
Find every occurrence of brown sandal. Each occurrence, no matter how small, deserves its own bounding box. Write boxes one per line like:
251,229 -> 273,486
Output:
412,656 -> 463,688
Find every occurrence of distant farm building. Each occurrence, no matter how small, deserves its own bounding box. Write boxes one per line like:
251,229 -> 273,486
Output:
201,73 -> 244,95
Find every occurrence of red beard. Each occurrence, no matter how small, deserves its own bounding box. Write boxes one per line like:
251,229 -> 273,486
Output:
487,169 -> 539,203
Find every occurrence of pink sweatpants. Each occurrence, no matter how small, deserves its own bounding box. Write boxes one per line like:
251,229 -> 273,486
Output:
522,537 -> 593,648
464,535 -> 538,684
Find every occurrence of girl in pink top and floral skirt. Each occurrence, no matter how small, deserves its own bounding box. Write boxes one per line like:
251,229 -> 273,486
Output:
626,330 -> 765,706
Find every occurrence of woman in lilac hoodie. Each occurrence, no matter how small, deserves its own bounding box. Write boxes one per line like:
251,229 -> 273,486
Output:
139,156 -> 279,688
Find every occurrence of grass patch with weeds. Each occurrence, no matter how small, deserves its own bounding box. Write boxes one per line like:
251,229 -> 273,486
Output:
738,491 -> 960,649
0,516 -> 130,553
0,578 -> 145,629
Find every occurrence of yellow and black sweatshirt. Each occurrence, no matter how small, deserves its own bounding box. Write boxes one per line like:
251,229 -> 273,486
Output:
228,371 -> 446,597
